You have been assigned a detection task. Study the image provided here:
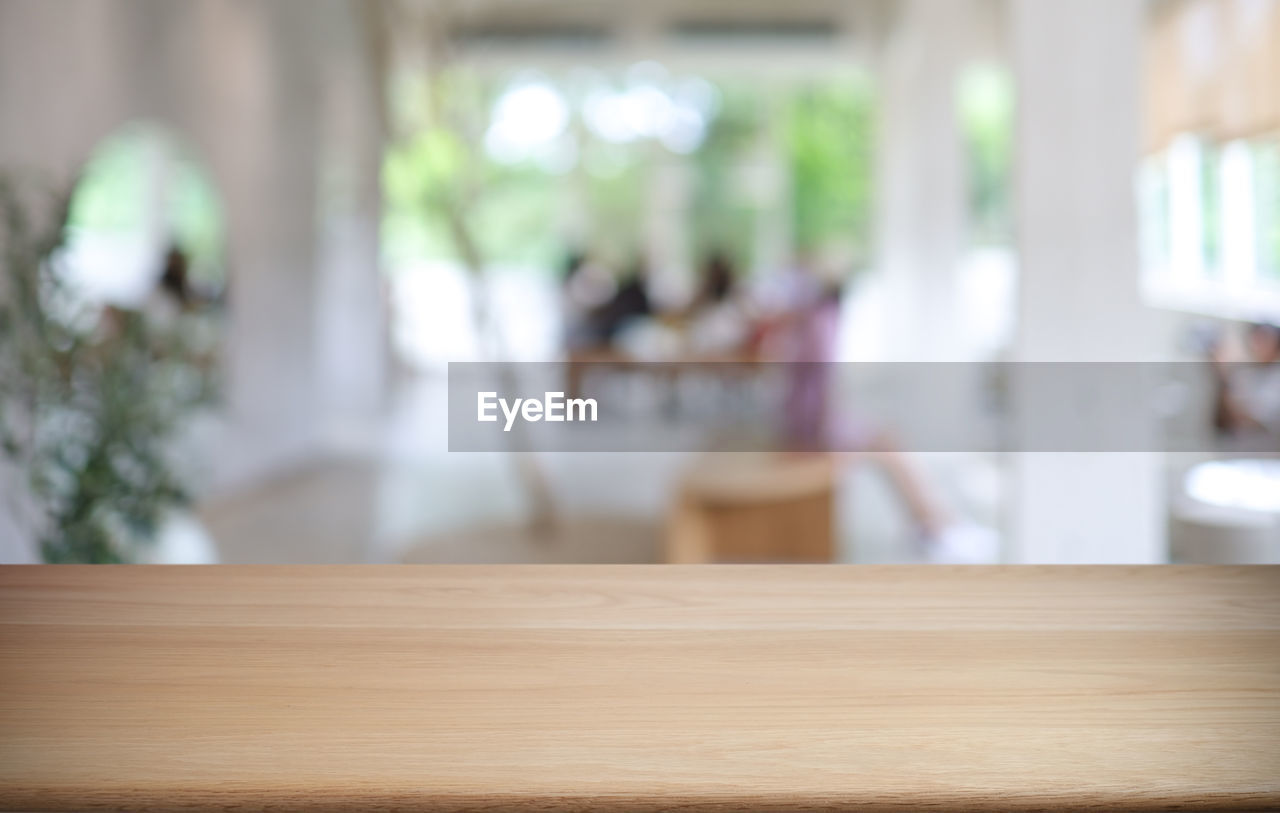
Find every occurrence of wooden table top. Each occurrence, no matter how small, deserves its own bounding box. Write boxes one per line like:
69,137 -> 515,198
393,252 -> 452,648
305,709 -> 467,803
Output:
2,566 -> 1278,812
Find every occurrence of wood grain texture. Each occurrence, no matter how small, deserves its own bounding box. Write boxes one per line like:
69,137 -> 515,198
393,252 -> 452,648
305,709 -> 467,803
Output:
1,566 -> 1278,812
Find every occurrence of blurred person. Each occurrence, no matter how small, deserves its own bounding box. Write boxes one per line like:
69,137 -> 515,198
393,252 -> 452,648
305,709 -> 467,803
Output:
751,255 -> 844,448
97,243 -> 195,341
123,242 -> 223,371
560,248 -> 616,351
684,251 -> 751,355
587,256 -> 654,347
146,244 -> 196,328
616,251 -> 753,359
757,256 -> 995,563
689,250 -> 736,311
1212,322 -> 1280,443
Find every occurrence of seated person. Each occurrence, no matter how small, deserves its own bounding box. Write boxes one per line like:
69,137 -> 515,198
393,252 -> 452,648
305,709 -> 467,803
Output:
684,251 -> 751,355
1212,321 -> 1280,445
561,250 -> 616,351
755,256 -> 996,563
588,257 -> 653,346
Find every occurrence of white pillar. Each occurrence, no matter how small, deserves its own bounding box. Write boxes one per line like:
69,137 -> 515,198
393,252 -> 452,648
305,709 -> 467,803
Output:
314,6 -> 391,452
644,149 -> 694,305
1009,0 -> 1166,563
873,0 -> 970,361
194,0 -> 328,488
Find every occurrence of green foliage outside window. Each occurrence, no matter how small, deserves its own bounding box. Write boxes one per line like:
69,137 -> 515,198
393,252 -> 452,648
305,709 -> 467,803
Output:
382,69 -> 881,278
958,65 -> 1014,248
687,82 -> 763,270
785,75 -> 875,264
382,69 -> 565,273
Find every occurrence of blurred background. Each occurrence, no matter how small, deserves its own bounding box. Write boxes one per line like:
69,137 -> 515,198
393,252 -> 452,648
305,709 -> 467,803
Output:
0,0 -> 1277,565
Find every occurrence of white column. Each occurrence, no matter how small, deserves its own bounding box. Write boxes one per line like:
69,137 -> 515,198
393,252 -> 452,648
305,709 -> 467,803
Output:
873,0 -> 970,361
314,5 -> 391,452
644,149 -> 693,305
196,0 -> 327,488
1009,0 -> 1166,564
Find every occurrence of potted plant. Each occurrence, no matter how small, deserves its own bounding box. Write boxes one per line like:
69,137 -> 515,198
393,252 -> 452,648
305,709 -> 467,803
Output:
0,176 -> 215,562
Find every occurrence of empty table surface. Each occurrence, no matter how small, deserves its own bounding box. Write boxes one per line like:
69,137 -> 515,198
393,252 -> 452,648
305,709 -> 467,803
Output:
1,566 -> 1278,811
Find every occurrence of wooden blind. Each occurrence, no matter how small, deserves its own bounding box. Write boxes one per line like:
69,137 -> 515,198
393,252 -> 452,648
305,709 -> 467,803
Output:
1145,0 -> 1280,152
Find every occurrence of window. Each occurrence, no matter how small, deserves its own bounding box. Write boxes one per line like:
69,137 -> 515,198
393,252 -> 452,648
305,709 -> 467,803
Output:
1139,133 -> 1280,320
958,64 -> 1014,249
1141,0 -> 1280,320
1255,137 -> 1280,284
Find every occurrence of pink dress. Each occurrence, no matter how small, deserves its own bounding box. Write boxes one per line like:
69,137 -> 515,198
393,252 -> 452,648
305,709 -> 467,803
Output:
776,294 -> 841,451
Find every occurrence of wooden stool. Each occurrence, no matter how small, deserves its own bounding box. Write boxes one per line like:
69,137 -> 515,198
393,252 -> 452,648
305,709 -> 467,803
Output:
665,454 -> 837,563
